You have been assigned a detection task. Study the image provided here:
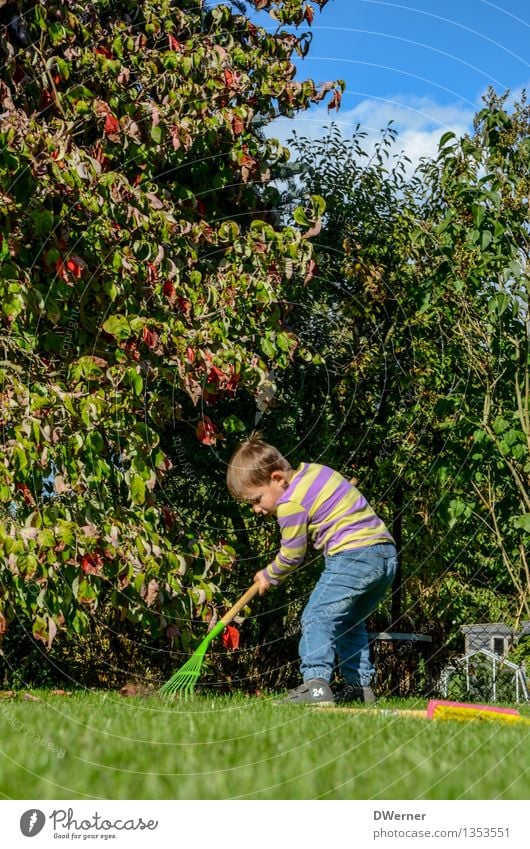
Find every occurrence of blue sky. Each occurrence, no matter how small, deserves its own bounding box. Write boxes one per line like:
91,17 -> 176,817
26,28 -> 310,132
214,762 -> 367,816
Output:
243,0 -> 530,165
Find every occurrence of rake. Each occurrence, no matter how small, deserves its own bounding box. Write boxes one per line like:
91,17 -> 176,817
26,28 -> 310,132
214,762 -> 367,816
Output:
159,582 -> 260,698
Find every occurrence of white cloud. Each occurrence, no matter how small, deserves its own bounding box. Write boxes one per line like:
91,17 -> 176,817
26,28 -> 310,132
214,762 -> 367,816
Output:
265,94 -> 477,173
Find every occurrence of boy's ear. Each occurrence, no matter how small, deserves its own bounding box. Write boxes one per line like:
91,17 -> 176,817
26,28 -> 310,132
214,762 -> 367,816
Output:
271,470 -> 288,485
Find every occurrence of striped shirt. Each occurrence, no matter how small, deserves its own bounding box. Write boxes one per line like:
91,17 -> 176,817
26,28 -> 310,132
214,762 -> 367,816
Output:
265,462 -> 393,583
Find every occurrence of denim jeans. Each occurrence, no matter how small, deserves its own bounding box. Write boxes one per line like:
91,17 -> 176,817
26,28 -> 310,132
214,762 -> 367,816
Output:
299,543 -> 398,686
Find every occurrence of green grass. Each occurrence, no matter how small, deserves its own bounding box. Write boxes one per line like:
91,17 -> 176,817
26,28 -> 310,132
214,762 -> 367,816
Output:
1,692 -> 529,799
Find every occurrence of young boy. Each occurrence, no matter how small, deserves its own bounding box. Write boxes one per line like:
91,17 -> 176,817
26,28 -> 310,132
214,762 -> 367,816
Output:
227,433 -> 397,705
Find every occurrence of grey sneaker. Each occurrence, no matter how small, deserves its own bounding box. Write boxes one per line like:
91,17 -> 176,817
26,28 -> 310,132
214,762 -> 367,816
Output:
335,684 -> 376,705
276,678 -> 334,706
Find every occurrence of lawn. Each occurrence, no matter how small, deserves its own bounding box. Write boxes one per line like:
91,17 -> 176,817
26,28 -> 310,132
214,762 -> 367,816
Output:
0,691 -> 529,800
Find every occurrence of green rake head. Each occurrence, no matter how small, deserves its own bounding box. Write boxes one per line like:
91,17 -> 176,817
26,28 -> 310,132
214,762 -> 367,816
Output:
159,583 -> 259,699
159,618 -> 226,698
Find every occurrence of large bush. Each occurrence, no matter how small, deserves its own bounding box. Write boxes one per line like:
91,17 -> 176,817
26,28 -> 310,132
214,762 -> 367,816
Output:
0,0 -> 343,664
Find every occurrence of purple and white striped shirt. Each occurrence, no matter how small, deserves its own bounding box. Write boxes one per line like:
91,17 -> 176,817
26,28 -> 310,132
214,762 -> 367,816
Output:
265,462 -> 393,583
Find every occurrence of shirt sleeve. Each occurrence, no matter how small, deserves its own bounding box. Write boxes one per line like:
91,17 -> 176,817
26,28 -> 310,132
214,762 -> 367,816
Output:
264,500 -> 309,583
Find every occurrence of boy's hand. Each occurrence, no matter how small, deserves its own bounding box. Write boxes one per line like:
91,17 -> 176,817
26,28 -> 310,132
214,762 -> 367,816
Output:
254,570 -> 272,595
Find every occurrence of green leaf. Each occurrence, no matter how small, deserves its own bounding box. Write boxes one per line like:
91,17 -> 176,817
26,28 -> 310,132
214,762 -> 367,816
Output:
471,204 -> 485,228
34,4 -> 47,27
223,415 -> 246,434
487,293 -> 510,317
102,314 -> 131,340
38,529 -> 56,548
260,337 -> 276,358
72,356 -> 107,380
125,367 -> 143,396
72,610 -> 89,635
309,194 -> 326,218
439,131 -> 457,147
31,210 -> 54,236
513,514 -> 530,533
492,417 -> 510,435
293,206 -> 310,227
56,57 -> 70,81
32,616 -> 48,642
150,125 -> 163,144
130,475 -> 146,505
85,431 -> 105,454
480,230 -> 493,250
181,55 -> 193,76
461,137 -> 480,159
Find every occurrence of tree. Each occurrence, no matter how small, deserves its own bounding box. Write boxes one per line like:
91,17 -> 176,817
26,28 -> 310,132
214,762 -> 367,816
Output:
415,90 -> 530,623
0,0 -> 343,660
275,100 -> 529,658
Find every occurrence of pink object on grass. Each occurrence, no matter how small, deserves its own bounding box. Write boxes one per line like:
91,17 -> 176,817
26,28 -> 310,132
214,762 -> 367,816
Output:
426,699 -> 520,719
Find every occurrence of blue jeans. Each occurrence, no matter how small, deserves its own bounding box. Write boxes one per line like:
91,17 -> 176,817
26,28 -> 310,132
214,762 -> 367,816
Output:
299,543 -> 398,686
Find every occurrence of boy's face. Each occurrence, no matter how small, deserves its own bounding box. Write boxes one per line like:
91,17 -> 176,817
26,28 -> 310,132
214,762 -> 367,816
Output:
243,471 -> 290,516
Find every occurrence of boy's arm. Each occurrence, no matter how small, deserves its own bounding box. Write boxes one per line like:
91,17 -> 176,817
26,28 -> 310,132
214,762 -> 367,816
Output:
261,501 -> 309,586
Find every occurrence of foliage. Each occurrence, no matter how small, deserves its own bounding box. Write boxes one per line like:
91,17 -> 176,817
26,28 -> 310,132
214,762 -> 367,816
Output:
2,1 -> 527,695
0,0 -> 343,652
277,95 -> 530,652
414,90 -> 530,622
275,123 -> 472,631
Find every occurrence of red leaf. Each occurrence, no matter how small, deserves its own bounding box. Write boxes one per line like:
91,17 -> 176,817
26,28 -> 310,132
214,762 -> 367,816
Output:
196,198 -> 206,216
145,579 -> 159,607
207,366 -> 226,385
12,63 -> 25,85
196,415 -> 219,445
55,258 -> 70,282
304,5 -> 314,25
239,148 -> 255,168
124,341 -> 140,362
163,280 -> 176,304
185,346 -> 195,364
142,326 -> 159,349
162,506 -> 175,529
66,257 -> 84,278
224,69 -> 235,89
327,89 -> 342,112
15,483 -> 36,507
222,624 -> 240,651
168,34 -> 181,51
225,365 -> 240,395
305,258 -> 318,283
92,143 -> 110,168
81,553 -> 103,575
40,89 -> 53,109
232,115 -> 245,136
94,46 -> 113,59
104,114 -> 120,136
146,261 -> 158,283
178,297 -> 192,319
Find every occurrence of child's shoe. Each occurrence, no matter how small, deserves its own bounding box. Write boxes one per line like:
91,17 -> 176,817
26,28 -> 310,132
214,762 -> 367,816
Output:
276,678 -> 334,706
335,684 -> 376,705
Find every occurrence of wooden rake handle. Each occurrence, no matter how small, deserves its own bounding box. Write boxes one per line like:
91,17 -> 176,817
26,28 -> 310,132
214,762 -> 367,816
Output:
219,582 -> 260,627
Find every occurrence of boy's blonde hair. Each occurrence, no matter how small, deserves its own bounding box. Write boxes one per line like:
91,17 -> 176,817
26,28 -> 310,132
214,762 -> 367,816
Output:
226,432 -> 292,500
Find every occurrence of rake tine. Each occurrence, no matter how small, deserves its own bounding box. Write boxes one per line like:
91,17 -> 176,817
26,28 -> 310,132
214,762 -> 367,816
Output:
160,583 -> 260,698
